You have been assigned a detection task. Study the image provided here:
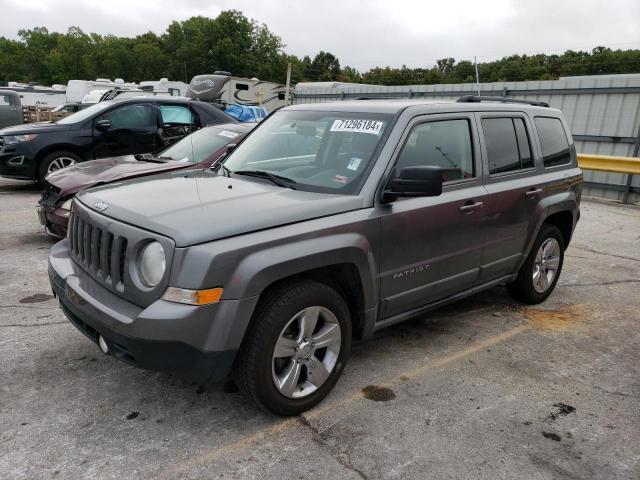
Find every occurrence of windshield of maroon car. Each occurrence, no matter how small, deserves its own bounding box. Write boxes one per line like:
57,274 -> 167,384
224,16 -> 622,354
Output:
221,110 -> 393,194
161,126 -> 243,164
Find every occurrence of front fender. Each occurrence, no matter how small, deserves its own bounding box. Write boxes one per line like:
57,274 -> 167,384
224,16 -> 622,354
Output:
228,233 -> 378,309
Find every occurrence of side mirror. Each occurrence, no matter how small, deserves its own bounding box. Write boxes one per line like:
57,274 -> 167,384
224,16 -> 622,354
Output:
226,143 -> 237,152
383,166 -> 444,202
95,119 -> 111,131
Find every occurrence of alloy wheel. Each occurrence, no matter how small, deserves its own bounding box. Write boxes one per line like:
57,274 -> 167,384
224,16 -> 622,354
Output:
532,238 -> 561,293
271,306 -> 342,399
47,156 -> 77,174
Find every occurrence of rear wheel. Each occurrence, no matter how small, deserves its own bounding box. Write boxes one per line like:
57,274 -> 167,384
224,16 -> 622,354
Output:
507,224 -> 564,304
38,151 -> 81,182
233,279 -> 351,416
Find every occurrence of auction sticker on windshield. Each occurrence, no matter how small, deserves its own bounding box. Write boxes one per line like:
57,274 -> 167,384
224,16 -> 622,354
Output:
330,119 -> 384,135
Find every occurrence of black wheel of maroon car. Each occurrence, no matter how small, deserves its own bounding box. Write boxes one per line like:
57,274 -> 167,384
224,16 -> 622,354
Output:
38,151 -> 82,183
233,279 -> 352,416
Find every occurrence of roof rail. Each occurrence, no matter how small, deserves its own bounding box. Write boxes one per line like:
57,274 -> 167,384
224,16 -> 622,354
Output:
354,96 -> 396,100
456,95 -> 549,108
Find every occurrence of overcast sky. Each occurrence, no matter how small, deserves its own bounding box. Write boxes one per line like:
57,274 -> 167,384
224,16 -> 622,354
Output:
1,0 -> 639,70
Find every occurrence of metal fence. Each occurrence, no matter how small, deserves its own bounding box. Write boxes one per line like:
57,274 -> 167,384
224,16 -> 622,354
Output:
295,74 -> 640,204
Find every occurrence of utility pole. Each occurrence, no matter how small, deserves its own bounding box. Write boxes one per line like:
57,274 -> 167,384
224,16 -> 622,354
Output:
284,62 -> 292,105
474,56 -> 480,96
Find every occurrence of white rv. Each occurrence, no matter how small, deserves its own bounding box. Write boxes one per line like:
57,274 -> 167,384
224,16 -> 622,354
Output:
4,82 -> 67,108
65,79 -> 138,103
139,78 -> 187,97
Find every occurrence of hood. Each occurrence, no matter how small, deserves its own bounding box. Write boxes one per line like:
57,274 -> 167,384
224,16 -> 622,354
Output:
0,122 -> 73,135
46,155 -> 189,196
76,170 -> 364,247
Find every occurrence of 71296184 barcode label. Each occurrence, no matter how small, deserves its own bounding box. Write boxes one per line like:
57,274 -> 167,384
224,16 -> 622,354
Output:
330,119 -> 384,135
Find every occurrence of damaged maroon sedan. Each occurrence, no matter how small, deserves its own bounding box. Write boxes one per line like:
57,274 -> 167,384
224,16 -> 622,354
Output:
38,122 -> 254,238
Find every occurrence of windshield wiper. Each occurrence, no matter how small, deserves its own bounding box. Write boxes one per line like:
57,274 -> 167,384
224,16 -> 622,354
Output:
233,170 -> 296,189
134,153 -> 169,163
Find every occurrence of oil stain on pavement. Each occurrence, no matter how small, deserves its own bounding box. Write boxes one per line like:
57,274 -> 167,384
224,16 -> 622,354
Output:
362,385 -> 396,402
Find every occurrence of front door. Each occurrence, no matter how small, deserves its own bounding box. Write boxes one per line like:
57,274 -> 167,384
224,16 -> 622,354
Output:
379,114 -> 488,319
93,103 -> 159,158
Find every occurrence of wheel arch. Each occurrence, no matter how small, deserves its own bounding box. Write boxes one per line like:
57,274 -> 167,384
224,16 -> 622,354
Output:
35,144 -> 86,170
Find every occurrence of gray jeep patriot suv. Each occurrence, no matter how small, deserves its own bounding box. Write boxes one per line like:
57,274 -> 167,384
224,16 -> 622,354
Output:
49,97 -> 582,415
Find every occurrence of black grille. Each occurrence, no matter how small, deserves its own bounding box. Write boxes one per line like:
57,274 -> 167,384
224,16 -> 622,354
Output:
68,211 -> 128,287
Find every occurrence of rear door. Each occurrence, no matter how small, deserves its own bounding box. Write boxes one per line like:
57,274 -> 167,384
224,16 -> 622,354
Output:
92,103 -> 159,158
475,112 -> 545,284
379,113 -> 489,319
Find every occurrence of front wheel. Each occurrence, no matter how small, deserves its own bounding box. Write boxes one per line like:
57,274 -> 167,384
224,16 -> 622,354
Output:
233,279 -> 352,416
507,224 -> 565,304
38,151 -> 81,183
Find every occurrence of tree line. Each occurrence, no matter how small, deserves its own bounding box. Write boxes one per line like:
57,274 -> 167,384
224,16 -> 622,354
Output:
1,10 -> 639,87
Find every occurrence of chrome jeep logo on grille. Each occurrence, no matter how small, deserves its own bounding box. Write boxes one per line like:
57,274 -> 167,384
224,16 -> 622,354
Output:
94,201 -> 109,211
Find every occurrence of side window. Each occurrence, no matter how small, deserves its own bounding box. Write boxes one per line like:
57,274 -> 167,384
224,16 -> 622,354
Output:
396,119 -> 474,181
159,105 -> 195,126
483,117 -> 534,174
101,105 -> 155,129
535,117 -> 571,167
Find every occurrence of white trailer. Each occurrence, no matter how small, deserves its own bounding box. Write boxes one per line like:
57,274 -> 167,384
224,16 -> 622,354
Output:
139,78 -> 187,96
4,82 -> 67,108
66,79 -> 138,103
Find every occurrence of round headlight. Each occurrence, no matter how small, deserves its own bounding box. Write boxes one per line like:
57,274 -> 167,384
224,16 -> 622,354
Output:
139,241 -> 166,287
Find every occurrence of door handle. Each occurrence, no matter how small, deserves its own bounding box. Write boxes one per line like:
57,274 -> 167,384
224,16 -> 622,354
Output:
525,188 -> 543,198
459,201 -> 483,214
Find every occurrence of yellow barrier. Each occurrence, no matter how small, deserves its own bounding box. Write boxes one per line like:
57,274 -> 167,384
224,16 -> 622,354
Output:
577,153 -> 640,175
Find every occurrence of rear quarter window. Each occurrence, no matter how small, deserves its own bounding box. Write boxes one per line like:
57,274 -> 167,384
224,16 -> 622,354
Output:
534,117 -> 571,167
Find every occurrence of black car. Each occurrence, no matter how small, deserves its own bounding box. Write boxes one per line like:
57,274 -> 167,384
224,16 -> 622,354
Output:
0,97 -> 235,182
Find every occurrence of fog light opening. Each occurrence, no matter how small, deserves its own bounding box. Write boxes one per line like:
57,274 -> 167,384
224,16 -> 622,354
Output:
98,334 -> 109,354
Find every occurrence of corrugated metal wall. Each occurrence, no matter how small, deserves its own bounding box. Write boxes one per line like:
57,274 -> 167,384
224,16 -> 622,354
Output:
295,74 -> 640,204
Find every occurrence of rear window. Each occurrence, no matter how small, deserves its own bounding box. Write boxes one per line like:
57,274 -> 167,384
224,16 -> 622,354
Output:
482,117 -> 534,175
160,105 -> 195,125
534,117 -> 571,167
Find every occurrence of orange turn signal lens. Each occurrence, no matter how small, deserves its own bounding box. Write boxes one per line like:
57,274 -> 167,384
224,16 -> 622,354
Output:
194,288 -> 223,305
162,287 -> 223,306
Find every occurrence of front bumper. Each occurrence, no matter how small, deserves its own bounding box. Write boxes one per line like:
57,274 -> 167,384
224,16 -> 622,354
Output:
0,147 -> 36,180
38,205 -> 69,239
49,240 -> 259,383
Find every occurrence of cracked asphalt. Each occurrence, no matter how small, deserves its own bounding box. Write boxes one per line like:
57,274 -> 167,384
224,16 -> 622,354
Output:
1,178 -> 639,480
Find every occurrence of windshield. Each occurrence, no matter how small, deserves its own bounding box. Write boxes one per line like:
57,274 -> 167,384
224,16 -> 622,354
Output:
56,101 -> 113,124
159,126 -> 243,163
222,110 -> 393,194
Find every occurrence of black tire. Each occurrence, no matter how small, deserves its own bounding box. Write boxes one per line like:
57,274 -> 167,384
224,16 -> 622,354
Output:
507,224 -> 565,304
233,279 -> 352,416
38,151 -> 82,183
